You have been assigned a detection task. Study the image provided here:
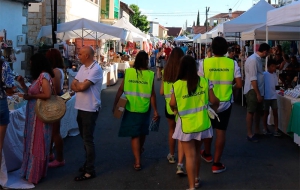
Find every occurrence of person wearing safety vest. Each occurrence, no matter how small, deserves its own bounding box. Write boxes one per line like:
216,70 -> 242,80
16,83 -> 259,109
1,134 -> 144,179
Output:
113,51 -> 159,171
159,47 -> 186,175
198,37 -> 242,174
170,55 -> 219,190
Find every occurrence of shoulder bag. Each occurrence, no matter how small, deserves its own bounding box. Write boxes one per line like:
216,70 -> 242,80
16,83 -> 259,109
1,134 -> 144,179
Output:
35,76 -> 66,123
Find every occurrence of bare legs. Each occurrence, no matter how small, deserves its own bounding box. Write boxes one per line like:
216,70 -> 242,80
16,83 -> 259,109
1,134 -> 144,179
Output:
50,121 -> 64,162
263,109 -> 279,132
156,67 -> 162,80
167,118 -> 184,164
131,135 -> 146,167
181,140 -> 201,189
202,129 -> 225,164
0,125 -> 7,169
247,112 -> 262,137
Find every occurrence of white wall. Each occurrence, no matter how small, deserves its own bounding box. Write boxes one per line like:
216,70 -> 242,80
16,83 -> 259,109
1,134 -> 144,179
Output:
0,0 -> 26,76
150,22 -> 159,37
67,0 -> 99,22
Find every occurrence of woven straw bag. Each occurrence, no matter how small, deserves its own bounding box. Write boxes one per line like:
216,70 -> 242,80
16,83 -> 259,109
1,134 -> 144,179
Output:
35,95 -> 66,123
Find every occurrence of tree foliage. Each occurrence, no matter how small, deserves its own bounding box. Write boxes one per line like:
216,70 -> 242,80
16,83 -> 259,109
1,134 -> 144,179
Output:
196,10 -> 200,26
129,4 -> 150,33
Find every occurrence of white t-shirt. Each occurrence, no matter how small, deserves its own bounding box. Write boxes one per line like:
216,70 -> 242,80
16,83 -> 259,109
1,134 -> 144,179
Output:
74,61 -> 103,112
264,71 -> 278,100
198,59 -> 241,113
243,53 -> 264,96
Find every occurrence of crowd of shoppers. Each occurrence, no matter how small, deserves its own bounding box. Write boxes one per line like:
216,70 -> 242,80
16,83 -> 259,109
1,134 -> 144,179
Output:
1,37 -> 292,189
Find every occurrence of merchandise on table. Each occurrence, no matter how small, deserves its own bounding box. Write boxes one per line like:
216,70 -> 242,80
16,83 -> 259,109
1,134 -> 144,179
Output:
284,85 -> 300,98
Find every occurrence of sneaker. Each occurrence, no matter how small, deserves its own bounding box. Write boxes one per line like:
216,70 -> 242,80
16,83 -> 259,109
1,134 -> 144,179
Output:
212,163 -> 226,174
263,129 -> 272,135
167,153 -> 176,164
247,135 -> 258,142
273,130 -> 282,137
200,150 -> 213,163
176,164 -> 187,176
195,177 -> 201,188
48,160 -> 65,168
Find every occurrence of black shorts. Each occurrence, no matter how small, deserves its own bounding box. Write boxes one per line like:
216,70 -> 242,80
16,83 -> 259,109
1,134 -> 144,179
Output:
210,105 -> 232,131
165,105 -> 175,120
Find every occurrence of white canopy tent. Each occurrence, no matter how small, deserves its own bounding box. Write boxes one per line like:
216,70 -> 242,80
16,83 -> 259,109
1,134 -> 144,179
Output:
220,0 -> 275,33
266,1 -> 300,27
242,24 -> 300,41
174,35 -> 193,42
37,18 -> 128,41
101,17 -> 148,41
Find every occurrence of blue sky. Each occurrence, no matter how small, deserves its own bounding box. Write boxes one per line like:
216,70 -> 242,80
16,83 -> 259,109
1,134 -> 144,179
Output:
122,0 -> 270,27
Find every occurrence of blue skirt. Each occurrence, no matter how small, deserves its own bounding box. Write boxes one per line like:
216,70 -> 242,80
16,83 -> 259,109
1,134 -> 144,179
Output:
118,108 -> 151,137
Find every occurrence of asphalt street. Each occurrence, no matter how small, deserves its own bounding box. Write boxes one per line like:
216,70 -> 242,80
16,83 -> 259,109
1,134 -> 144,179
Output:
35,74 -> 300,190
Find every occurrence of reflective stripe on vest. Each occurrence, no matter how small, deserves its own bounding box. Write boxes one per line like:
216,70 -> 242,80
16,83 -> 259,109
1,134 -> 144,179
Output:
179,105 -> 208,116
124,91 -> 151,98
203,57 -> 234,102
124,68 -> 154,113
164,81 -> 174,115
210,80 -> 233,85
173,77 -> 211,134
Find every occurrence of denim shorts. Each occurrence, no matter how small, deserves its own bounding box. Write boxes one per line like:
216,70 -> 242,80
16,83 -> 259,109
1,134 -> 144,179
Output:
0,98 -> 9,125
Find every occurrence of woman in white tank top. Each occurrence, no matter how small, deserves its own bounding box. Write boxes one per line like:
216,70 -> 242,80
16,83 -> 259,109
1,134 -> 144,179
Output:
45,48 -> 66,168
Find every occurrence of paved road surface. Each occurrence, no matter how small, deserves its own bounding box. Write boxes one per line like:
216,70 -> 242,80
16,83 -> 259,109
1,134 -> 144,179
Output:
35,76 -> 300,190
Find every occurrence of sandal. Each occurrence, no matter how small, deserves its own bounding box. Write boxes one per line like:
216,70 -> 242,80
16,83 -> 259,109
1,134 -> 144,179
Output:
74,172 -> 96,181
133,164 -> 142,171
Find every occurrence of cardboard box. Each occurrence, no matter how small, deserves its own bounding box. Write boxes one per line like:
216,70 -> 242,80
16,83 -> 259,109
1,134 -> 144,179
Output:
114,96 -> 127,118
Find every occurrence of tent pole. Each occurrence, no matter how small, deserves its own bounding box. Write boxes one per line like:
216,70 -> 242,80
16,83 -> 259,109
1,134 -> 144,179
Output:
266,26 -> 269,71
82,28 -> 84,47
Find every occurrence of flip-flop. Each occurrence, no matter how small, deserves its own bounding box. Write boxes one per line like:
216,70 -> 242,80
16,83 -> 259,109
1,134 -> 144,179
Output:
133,164 -> 142,171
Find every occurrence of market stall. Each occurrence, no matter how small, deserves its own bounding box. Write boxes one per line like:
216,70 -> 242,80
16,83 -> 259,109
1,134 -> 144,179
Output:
266,1 -> 300,145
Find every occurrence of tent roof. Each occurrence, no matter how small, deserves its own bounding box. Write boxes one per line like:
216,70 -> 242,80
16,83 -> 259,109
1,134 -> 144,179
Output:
37,18 -> 127,40
241,24 -> 300,40
101,17 -> 148,40
222,0 -> 275,33
174,35 -> 192,42
267,1 -> 300,27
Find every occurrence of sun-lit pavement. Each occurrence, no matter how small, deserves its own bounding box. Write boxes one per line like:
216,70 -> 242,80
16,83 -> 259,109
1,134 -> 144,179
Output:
35,75 -> 300,190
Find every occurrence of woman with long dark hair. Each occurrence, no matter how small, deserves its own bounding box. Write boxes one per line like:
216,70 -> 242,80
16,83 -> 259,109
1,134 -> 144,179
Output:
170,55 -> 219,189
45,48 -> 65,168
160,47 -> 186,175
113,51 -> 159,171
17,53 -> 55,184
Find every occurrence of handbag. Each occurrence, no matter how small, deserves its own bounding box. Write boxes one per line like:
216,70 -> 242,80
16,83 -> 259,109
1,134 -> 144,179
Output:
35,76 -> 66,123
149,116 -> 160,132
157,59 -> 161,63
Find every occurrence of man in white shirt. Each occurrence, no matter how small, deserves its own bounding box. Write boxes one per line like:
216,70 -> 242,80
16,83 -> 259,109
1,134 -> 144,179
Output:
71,46 -> 103,181
244,43 -> 270,142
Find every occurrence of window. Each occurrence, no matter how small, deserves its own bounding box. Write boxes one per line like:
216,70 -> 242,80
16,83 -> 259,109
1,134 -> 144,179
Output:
114,0 -> 119,19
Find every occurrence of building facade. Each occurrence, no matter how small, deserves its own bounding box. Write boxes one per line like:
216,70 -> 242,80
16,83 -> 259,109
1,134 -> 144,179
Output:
158,25 -> 168,39
100,0 -> 120,24
149,21 -> 159,37
27,0 -> 101,45
119,1 -> 134,21
0,0 -> 28,76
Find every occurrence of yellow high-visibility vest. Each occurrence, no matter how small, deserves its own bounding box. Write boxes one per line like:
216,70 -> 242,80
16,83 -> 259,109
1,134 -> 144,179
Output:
173,77 -> 211,133
124,68 -> 154,113
203,57 -> 234,101
162,69 -> 174,115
